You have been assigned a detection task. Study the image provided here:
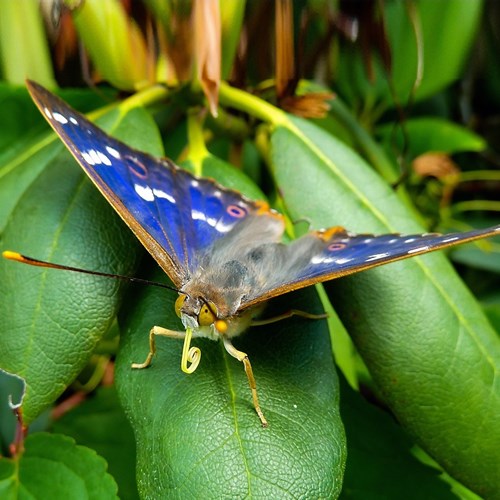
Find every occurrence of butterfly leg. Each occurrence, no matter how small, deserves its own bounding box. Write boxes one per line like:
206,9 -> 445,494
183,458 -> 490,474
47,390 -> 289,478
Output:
251,309 -> 327,327
131,326 -> 186,369
222,337 -> 268,428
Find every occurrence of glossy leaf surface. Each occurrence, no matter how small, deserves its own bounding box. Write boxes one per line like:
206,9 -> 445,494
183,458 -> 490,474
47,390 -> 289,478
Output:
0,105 -> 161,423
116,265 -> 345,499
270,115 -> 500,498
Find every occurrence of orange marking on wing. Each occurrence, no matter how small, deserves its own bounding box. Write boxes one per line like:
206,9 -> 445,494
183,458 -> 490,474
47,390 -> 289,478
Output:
317,226 -> 347,242
255,200 -> 285,221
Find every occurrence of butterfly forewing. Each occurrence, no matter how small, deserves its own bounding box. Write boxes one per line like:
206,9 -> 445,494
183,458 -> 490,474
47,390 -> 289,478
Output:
27,80 -> 500,315
27,81 -> 271,286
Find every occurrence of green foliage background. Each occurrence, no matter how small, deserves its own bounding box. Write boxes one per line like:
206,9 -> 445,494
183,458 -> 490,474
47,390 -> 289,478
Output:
0,1 -> 499,498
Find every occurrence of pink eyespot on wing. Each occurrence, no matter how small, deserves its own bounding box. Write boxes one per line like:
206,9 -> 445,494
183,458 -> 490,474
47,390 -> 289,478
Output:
227,205 -> 247,218
126,156 -> 149,179
328,242 -> 347,252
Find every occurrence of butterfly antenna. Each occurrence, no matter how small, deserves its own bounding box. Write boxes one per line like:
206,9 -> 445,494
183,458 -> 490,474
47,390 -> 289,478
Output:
2,251 -> 179,292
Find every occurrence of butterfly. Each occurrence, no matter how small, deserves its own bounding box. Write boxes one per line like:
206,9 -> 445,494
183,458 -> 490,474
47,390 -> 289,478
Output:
17,80 -> 500,426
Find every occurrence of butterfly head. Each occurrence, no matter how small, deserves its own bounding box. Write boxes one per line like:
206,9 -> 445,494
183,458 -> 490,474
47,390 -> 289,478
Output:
175,293 -> 228,338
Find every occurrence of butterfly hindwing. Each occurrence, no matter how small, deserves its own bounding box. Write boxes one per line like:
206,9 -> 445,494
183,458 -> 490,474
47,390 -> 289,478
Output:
27,81 -> 273,286
239,225 -> 500,308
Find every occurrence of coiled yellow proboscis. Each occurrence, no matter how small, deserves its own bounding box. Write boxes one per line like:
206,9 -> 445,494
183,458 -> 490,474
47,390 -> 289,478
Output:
181,327 -> 201,374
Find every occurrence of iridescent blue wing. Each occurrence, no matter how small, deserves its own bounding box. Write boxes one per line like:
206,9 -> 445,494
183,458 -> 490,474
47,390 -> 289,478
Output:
239,225 -> 500,309
27,81 -> 283,288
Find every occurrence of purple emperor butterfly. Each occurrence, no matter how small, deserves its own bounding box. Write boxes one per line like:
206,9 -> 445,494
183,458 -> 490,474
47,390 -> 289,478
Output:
6,81 -> 500,426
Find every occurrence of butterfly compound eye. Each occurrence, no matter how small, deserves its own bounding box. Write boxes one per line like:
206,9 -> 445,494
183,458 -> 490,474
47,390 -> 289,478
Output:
198,301 -> 217,326
174,294 -> 186,318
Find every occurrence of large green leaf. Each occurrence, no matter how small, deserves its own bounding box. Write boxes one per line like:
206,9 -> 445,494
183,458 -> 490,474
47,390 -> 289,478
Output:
116,265 -> 345,498
0,103 -> 162,423
115,152 -> 346,498
270,115 -> 500,498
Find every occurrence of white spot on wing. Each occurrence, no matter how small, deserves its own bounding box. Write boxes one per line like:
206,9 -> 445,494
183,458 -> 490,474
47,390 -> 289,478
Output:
408,246 -> 429,254
311,255 -> 326,264
442,236 -> 459,243
153,188 -> 176,204
135,184 -> 154,201
366,253 -> 389,262
89,149 -> 101,164
192,208 -> 218,228
106,146 -> 120,159
404,238 -> 416,243
43,107 -> 52,119
97,151 -> 112,166
82,152 -> 95,165
69,116 -> 78,125
335,257 -> 353,265
53,112 -> 68,124
311,254 -> 354,265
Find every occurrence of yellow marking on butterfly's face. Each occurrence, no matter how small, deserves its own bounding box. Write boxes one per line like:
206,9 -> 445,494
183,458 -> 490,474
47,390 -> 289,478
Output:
175,294 -> 186,318
198,301 -> 217,326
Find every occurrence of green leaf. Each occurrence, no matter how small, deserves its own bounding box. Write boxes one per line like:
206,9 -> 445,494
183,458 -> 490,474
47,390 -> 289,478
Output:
482,298 -> 500,337
116,264 -> 346,498
71,0 -> 150,91
451,243 -> 500,273
0,84 -> 50,163
52,387 -> 138,500
336,0 -> 483,111
270,115 -> 500,498
0,101 -> 162,423
0,0 -> 56,87
377,117 -> 487,158
220,0 -> 247,79
0,82 -> 113,174
182,153 -> 265,201
0,433 -> 118,498
0,460 -> 16,500
339,377 -> 455,499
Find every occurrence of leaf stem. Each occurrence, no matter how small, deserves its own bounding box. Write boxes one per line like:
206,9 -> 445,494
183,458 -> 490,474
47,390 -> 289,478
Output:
328,97 -> 399,183
120,84 -> 170,113
458,170 -> 500,183
219,82 -> 287,126
450,200 -> 500,214
187,109 -> 209,177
